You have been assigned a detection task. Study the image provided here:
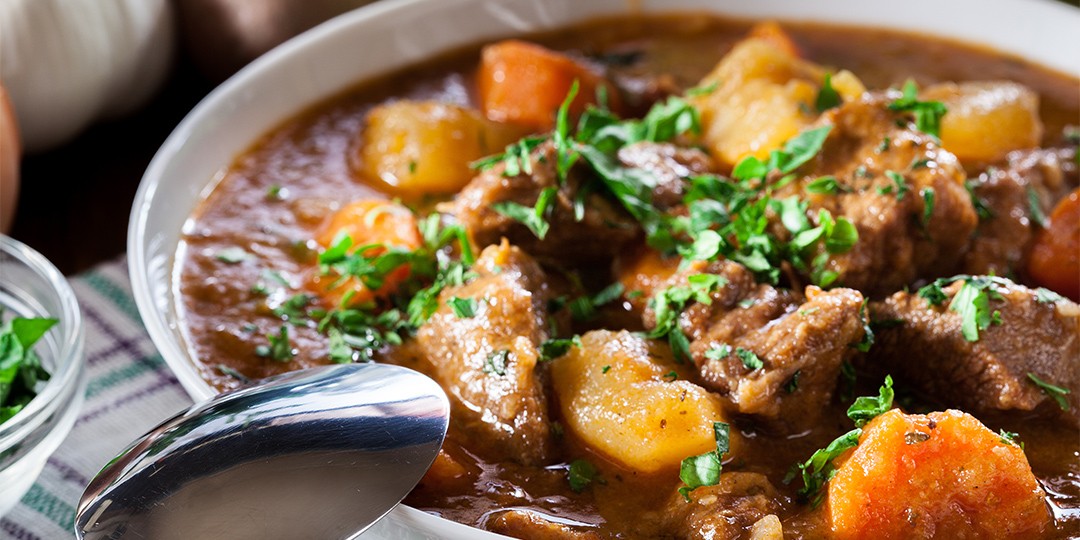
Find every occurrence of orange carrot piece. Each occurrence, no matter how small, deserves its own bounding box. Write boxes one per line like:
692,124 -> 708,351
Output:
1027,188 -> 1080,300
309,199 -> 422,306
826,409 -> 1049,540
477,40 -> 617,130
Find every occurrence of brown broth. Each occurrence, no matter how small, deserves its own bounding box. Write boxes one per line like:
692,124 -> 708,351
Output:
178,13 -> 1079,539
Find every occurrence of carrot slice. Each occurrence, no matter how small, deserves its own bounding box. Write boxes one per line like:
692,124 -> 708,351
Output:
826,409 -> 1049,540
309,199 -> 422,306
1027,188 -> 1080,300
477,40 -> 617,130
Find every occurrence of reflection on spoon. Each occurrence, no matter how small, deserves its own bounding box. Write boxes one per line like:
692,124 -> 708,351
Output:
75,363 -> 450,540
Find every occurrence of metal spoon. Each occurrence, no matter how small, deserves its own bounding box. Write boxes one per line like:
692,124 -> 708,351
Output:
75,363 -> 449,540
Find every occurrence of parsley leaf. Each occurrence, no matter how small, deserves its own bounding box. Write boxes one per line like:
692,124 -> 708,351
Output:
215,246 -> 252,264
815,73 -> 842,112
492,186 -> 558,240
1026,186 -> 1048,228
677,422 -> 730,501
949,277 -> 1003,342
920,187 -> 936,228
483,349 -> 510,376
448,297 -> 478,318
540,336 -> 582,362
1035,288 -> 1066,304
568,459 -> 599,492
805,176 -> 846,195
255,325 -> 295,361
0,316 -> 56,424
734,347 -> 763,370
847,375 -> 894,428
1027,372 -> 1070,411
887,80 -> 948,139
705,344 -> 732,360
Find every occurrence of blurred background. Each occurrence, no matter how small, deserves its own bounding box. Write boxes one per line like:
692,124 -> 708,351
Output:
0,0 -> 375,274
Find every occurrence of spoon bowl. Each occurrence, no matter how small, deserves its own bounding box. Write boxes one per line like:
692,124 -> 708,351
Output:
75,363 -> 449,540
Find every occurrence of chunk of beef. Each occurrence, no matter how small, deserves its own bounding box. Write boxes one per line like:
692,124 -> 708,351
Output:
486,510 -> 601,540
870,278 -> 1080,425
964,146 -> 1079,275
776,93 -> 979,296
449,140 -> 639,265
654,472 -> 785,540
693,286 -> 866,430
414,242 -> 555,464
642,259 -> 801,343
642,260 -> 866,430
616,142 -> 715,209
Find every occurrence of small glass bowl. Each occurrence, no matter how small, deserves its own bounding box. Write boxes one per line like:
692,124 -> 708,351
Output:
0,235 -> 86,517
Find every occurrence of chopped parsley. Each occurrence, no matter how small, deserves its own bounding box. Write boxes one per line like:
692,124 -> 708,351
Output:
917,275 -> 1006,342
677,421 -> 730,501
789,376 -> 894,506
1026,186 -> 1048,228
648,274 -> 727,362
920,187 -> 936,228
215,364 -> 251,384
735,347 -> 763,370
998,429 -> 1023,449
0,315 -> 56,425
705,344 -> 732,361
879,170 -> 910,199
732,125 -> 833,181
255,325 -> 295,361
539,335 -> 582,362
568,459 -> 599,492
491,186 -> 558,240
569,282 -> 625,322
483,349 -> 510,376
785,370 -> 801,394
887,80 -> 948,139
448,297 -> 478,318
964,179 -> 994,220
805,176 -> 847,195
1027,372 -> 1070,411
815,73 -> 842,112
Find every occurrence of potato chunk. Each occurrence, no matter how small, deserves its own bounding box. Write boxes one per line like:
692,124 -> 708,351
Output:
922,81 -> 1043,164
359,101 -> 525,195
826,409 -> 1049,539
550,330 -> 737,473
690,24 -> 865,169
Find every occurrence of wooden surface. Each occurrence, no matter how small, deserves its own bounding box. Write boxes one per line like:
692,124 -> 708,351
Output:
9,56 -> 214,275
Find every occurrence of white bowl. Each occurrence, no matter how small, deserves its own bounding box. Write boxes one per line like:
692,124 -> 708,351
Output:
128,0 -> 1079,537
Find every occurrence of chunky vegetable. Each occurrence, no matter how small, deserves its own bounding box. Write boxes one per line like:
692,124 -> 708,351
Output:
922,81 -> 1043,163
477,40 -> 618,130
310,199 -> 422,306
359,101 -> 525,194
1027,189 -> 1080,301
550,330 -> 737,473
826,409 -> 1050,539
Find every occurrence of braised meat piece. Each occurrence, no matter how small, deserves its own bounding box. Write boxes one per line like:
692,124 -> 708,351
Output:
616,141 -> 715,209
776,93 -> 979,297
449,140 -> 639,265
651,472 -> 785,540
963,146 -> 1079,276
413,242 -> 555,464
642,260 -> 866,430
870,278 -> 1080,425
487,510 -> 602,540
692,286 -> 865,430
642,259 -> 801,343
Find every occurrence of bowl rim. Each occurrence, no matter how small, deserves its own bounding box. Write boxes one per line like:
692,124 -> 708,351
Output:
127,0 -> 1079,537
0,234 -> 84,444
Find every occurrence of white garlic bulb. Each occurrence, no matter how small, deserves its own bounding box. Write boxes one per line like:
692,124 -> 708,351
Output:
0,0 -> 175,152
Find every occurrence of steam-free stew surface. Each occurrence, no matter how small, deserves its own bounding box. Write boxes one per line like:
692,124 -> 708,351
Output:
177,14 -> 1079,539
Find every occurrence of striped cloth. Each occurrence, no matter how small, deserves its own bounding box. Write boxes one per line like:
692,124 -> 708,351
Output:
1,259 -> 194,539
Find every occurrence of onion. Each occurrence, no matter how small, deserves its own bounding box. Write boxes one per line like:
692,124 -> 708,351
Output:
0,0 -> 175,152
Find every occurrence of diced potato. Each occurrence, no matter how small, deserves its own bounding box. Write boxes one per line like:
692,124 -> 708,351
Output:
477,40 -> 618,130
359,101 -> 526,195
308,199 -> 421,306
922,81 -> 1043,164
691,28 -> 826,169
614,246 -> 680,313
550,330 -> 738,473
826,409 -> 1050,540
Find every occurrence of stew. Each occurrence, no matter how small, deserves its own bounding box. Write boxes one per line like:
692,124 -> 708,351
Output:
177,14 -> 1079,539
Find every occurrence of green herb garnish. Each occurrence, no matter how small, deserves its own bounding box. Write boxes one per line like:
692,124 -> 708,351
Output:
887,80 -> 948,139
1027,372 -> 1070,411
